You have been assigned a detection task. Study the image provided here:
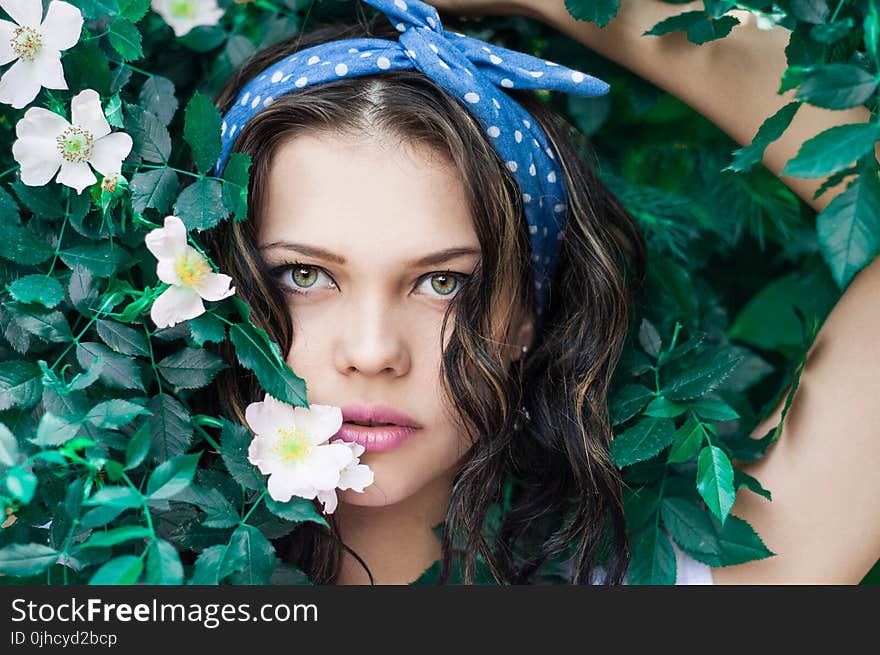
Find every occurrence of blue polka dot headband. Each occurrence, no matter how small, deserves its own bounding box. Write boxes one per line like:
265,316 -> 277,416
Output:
213,0 -> 610,317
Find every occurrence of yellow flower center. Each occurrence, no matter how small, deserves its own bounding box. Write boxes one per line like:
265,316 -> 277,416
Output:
11,26 -> 42,62
56,126 -> 94,163
101,174 -> 120,193
169,0 -> 198,18
173,250 -> 211,288
272,426 -> 312,464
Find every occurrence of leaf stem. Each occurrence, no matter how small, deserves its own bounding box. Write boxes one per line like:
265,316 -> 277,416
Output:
240,489 -> 267,525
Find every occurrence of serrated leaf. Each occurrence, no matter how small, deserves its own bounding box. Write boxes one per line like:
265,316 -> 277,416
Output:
147,451 -> 201,500
139,76 -> 178,126
726,102 -> 800,173
696,445 -> 736,524
816,173 -> 880,288
188,312 -> 227,345
266,496 -> 328,528
660,497 -> 721,561
795,65 -> 879,110
59,243 -> 129,278
126,104 -> 172,164
85,486 -> 144,509
662,349 -> 742,400
0,543 -> 61,577
0,423 -> 18,468
189,544 -> 225,584
644,10 -> 704,37
96,319 -> 150,357
88,554 -> 143,584
81,525 -> 152,549
65,39 -> 112,96
0,221 -> 53,265
734,468 -> 772,501
86,399 -> 150,429
119,0 -> 150,21
146,539 -> 183,584
0,361 -> 42,411
76,342 -> 145,391
643,396 -> 687,418
220,418 -> 264,491
147,394 -> 193,462
184,91 -> 223,174
221,151 -> 251,220
4,466 -> 37,502
173,178 -> 228,231
220,524 -> 277,585
610,417 -> 675,468
783,123 -> 880,178
8,275 -> 65,309
125,422 -> 151,470
130,168 -> 179,214
108,17 -> 144,62
610,384 -> 654,426
31,412 -> 80,446
790,0 -> 828,23
627,523 -> 675,584
564,0 -> 621,28
688,397 -> 739,421
229,322 -> 307,407
6,302 -> 72,343
157,347 -> 227,389
174,485 -> 239,528
638,318 -> 661,358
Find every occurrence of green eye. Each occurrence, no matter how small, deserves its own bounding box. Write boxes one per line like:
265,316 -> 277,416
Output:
429,273 -> 459,296
292,265 -> 319,288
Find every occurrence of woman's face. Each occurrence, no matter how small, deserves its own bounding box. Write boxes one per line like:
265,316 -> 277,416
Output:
257,131 -> 490,510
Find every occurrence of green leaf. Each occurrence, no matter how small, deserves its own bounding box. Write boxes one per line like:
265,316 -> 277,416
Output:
734,468 -> 772,501
31,412 -> 80,446
88,555 -> 144,584
688,397 -> 739,421
81,525 -> 153,549
816,173 -> 880,288
184,91 -> 223,174
810,18 -> 854,45
685,14 -> 739,45
229,322 -> 307,407
147,393 -> 193,462
125,422 -> 151,470
76,342 -> 145,391
219,524 -> 277,585
188,312 -> 227,345
725,102 -> 800,173
189,544 -> 225,584
638,318 -> 661,358
866,1 -> 880,70
795,65 -> 879,110
564,0 -> 621,28
86,399 -> 150,429
0,543 -> 60,577
644,10 -> 705,37
85,486 -> 144,509
627,523 -> 676,584
696,445 -> 736,525
0,361 -> 42,411
0,221 -> 53,265
266,496 -> 328,528
130,168 -> 179,215
174,485 -> 238,528
610,417 -> 675,468
682,513 -> 775,567
0,423 -> 18,468
108,17 -> 144,62
220,418 -> 264,491
3,466 -> 37,503
789,0 -> 828,23
221,152 -> 252,220
147,451 -> 201,500
126,104 -> 172,164
12,179 -> 65,219
146,539 -> 184,584
96,319 -> 150,357
157,347 -> 228,389
7,275 -> 64,309
660,497 -> 721,561
6,303 -> 72,343
662,349 -> 742,400
59,243 -> 130,277
80,504 -> 128,529
139,75 -> 178,126
610,384 -> 654,426
782,123 -> 880,178
65,40 -> 113,95
173,178 -> 228,231
70,0 -> 120,21
643,396 -> 687,418
119,0 -> 150,22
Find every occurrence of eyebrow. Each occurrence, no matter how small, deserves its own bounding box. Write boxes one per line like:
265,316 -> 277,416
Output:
258,241 -> 481,268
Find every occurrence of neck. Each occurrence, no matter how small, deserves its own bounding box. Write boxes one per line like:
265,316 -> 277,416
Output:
332,468 -> 455,585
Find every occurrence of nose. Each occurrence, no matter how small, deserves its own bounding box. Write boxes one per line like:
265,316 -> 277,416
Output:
334,293 -> 411,378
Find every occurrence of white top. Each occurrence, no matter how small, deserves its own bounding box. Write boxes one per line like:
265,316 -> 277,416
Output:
589,540 -> 714,585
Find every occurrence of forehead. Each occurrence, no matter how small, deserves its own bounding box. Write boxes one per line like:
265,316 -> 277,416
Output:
258,132 -> 478,256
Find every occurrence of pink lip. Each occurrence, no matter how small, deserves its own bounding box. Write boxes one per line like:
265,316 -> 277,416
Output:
333,403 -> 423,453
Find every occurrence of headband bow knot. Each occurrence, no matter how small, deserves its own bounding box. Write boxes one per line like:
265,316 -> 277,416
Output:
214,0 -> 610,317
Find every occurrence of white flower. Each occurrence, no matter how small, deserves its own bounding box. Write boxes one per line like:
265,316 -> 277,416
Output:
0,0 -> 83,108
246,395 -> 360,506
315,440 -> 374,514
144,215 -> 235,328
12,88 -> 133,194
151,0 -> 225,38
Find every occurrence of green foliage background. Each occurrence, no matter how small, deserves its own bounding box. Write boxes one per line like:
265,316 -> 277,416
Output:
0,0 -> 878,584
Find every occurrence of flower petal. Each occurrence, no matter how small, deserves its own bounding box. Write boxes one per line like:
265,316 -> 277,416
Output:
293,404 -> 344,446
339,463 -> 374,492
70,88 -> 110,139
303,443 -> 352,490
266,473 -> 297,503
156,257 -> 181,286
12,136 -> 61,186
0,58 -> 42,108
0,19 -> 19,66
14,105 -> 69,139
1,0 -> 42,28
150,284 -> 205,328
33,47 -> 66,90
39,0 -> 83,51
55,159 -> 95,194
89,132 -> 132,176
245,397 -> 282,442
144,215 -> 188,261
194,272 -> 235,302
316,488 -> 338,514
